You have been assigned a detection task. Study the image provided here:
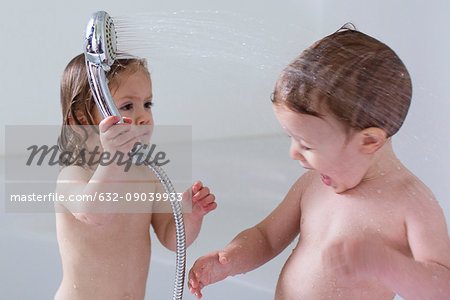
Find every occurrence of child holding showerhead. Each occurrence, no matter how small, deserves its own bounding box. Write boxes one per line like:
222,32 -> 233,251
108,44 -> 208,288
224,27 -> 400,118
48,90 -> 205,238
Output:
188,25 -> 450,299
54,54 -> 217,300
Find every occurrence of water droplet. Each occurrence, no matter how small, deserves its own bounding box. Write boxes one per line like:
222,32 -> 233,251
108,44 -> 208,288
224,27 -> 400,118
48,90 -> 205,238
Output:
73,283 -> 77,289
377,189 -> 382,194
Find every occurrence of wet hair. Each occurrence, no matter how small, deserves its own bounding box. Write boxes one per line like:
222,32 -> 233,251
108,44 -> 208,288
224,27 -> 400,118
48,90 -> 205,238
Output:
272,24 -> 412,137
58,53 -> 150,166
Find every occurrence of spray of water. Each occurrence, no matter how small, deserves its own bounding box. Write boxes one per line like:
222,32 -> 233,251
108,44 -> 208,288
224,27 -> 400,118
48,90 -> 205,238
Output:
112,10 -> 286,70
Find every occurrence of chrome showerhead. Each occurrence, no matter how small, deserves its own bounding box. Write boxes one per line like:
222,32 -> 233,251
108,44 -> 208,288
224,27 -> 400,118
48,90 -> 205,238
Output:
84,11 -> 123,123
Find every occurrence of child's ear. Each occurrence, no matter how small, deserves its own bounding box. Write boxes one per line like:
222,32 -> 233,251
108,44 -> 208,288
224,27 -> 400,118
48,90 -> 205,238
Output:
359,127 -> 387,154
68,110 -> 88,126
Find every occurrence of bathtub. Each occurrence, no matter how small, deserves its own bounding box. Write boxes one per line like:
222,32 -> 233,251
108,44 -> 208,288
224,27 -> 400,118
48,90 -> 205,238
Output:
1,135 -> 436,299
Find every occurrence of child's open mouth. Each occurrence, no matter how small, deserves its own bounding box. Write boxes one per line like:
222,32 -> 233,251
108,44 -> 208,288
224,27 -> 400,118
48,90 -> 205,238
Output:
320,174 -> 332,186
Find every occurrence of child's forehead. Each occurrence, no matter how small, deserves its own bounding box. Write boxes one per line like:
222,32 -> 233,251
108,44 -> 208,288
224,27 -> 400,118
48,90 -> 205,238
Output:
275,103 -> 352,141
274,104 -> 336,132
112,68 -> 151,85
110,69 -> 152,96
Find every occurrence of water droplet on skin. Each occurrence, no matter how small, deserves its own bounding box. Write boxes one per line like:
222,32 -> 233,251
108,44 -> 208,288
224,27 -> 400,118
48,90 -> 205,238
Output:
377,189 -> 382,194
73,283 -> 77,289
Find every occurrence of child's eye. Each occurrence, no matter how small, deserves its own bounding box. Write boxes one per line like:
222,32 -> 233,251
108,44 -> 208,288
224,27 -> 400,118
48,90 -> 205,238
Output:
300,144 -> 313,151
145,101 -> 153,109
121,103 -> 132,111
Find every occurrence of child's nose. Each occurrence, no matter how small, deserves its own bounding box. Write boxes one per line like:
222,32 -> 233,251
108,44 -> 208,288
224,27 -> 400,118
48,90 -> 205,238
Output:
137,116 -> 151,125
135,110 -> 152,125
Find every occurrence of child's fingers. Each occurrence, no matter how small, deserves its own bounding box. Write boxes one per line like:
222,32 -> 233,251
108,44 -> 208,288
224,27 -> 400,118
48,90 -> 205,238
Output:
122,117 -> 133,124
193,187 -> 210,202
198,194 -> 215,206
99,116 -> 123,133
194,289 -> 203,299
192,181 -> 203,194
188,274 -> 199,289
196,284 -> 204,298
101,123 -> 132,143
201,201 -> 217,214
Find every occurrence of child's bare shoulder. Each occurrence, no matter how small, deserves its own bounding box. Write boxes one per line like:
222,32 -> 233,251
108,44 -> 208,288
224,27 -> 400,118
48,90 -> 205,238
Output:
286,170 -> 316,201
394,170 -> 437,213
394,169 -> 450,265
57,165 -> 93,182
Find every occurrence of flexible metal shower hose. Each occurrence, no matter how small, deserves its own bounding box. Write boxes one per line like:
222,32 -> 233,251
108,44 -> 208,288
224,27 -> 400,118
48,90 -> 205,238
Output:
144,161 -> 186,300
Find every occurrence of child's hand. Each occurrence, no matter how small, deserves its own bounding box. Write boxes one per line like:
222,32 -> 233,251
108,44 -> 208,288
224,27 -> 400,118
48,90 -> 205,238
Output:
188,251 -> 231,299
99,116 -> 138,154
190,181 -> 217,218
322,235 -> 387,280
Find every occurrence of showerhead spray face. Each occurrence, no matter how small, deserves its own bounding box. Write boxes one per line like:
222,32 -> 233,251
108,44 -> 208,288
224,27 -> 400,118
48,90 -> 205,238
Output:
84,11 -> 123,123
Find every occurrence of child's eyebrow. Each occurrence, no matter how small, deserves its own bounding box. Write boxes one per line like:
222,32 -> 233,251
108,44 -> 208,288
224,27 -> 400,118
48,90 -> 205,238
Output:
119,94 -> 153,101
284,128 -> 313,145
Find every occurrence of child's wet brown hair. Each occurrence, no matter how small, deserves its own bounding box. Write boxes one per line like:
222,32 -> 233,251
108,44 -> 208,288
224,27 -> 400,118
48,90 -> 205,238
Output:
272,24 -> 412,138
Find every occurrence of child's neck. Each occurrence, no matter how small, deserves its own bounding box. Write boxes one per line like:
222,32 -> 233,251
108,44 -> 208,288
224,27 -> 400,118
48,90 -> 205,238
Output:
362,138 -> 404,183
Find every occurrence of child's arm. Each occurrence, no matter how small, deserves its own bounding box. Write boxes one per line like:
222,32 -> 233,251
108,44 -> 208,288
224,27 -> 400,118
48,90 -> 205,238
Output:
151,181 -> 217,251
56,163 -> 127,225
56,116 -> 141,225
379,196 -> 450,299
188,174 -> 309,299
324,193 -> 450,299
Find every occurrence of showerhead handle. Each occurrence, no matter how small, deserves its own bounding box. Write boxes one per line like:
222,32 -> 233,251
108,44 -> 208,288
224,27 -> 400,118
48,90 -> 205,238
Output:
84,11 -> 123,123
86,62 -> 123,121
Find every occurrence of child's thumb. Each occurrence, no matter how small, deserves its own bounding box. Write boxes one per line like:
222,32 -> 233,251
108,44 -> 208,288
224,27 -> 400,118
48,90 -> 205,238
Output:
122,117 -> 133,124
